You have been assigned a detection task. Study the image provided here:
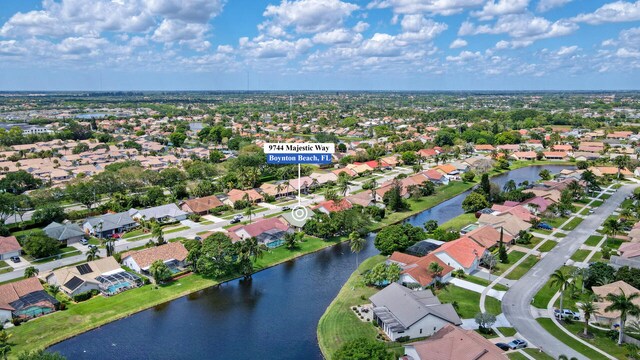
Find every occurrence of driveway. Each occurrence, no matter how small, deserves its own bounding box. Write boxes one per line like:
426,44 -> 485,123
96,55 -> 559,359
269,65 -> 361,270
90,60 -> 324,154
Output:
501,184 -> 635,360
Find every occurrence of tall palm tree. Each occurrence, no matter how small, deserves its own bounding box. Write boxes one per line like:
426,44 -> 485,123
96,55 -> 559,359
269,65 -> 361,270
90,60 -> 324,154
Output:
613,155 -> 630,180
603,218 -> 622,238
0,330 -> 12,360
578,300 -> 598,337
503,179 -> 516,192
550,269 -> 571,314
247,237 -> 265,261
349,231 -> 366,268
152,224 -> 165,246
86,246 -> 100,261
337,176 -> 350,196
605,289 -> 640,345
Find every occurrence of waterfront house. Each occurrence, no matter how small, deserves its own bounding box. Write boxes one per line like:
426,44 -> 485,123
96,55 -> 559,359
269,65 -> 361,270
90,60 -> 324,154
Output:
312,199 -> 353,214
0,277 -> 58,323
387,252 -> 454,289
402,324 -> 508,360
0,236 -> 21,261
227,217 -> 292,248
121,242 -> 189,274
369,283 -> 461,341
43,221 -> 85,245
43,257 -> 141,297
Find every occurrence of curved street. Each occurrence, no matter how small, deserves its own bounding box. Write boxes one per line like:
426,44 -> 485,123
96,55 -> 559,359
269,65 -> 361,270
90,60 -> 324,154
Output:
502,183 -> 636,360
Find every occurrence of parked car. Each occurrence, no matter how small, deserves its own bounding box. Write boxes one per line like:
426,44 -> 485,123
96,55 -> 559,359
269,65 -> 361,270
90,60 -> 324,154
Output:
495,343 -> 510,351
10,256 -> 20,263
80,238 -> 89,245
111,233 -> 121,239
554,308 -> 580,320
508,339 -> 527,350
230,218 -> 240,224
195,236 -> 202,241
588,209 -> 595,214
282,206 -> 291,211
537,222 -> 553,230
233,214 -> 243,220
88,244 -> 98,250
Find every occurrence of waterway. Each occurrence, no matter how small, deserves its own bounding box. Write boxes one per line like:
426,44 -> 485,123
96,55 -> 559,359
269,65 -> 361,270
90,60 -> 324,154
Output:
49,164 -> 571,360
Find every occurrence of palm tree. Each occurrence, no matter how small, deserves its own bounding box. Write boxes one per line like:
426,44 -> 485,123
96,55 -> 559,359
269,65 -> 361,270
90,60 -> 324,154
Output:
550,269 -> 571,314
0,330 -> 11,360
567,180 -> 584,200
578,300 -> 598,337
23,266 -> 39,278
152,224 -> 165,245
337,176 -> 350,196
247,237 -> 265,261
605,289 -> 640,345
283,232 -> 297,250
105,239 -> 115,256
349,231 -> 366,268
428,261 -> 444,278
275,183 -> 283,199
86,246 -> 100,261
503,179 -> 516,192
613,155 -> 630,180
244,204 -> 254,222
603,218 -> 622,238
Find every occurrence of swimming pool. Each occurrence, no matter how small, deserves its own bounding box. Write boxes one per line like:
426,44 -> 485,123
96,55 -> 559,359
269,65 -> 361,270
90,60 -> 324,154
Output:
105,281 -> 131,295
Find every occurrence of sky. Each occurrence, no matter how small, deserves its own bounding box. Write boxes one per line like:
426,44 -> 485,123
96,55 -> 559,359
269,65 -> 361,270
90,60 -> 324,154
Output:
0,0 -> 639,91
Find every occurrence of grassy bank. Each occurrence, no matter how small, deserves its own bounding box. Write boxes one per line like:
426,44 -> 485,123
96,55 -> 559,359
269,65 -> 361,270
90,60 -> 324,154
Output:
8,236 -> 345,357
316,255 -> 399,360
536,318 -> 616,360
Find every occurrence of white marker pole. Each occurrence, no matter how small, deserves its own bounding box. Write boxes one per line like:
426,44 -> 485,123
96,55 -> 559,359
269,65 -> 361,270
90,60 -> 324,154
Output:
298,163 -> 301,207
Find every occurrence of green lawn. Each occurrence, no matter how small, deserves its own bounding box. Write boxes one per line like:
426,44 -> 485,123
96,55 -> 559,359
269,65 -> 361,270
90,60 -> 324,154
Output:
0,260 -> 9,269
493,251 -> 526,275
537,240 -> 557,253
605,237 -> 624,250
600,194 -> 611,200
31,247 -> 82,264
439,213 -> 477,231
122,229 -> 147,239
164,226 -> 190,234
517,236 -> 543,249
591,200 -> 604,207
317,255 -> 402,359
435,285 -> 502,318
463,275 -> 509,291
507,352 -> 528,360
537,318 -> 611,360
532,266 -> 575,309
570,249 -> 591,262
563,217 -> 584,231
523,348 -> 555,360
555,233 -> 567,238
505,255 -> 539,280
543,216 -> 569,229
585,235 -> 604,246
498,327 -> 516,337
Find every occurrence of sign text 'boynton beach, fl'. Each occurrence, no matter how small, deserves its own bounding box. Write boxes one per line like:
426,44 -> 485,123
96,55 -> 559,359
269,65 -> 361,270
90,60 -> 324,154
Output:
263,143 -> 334,164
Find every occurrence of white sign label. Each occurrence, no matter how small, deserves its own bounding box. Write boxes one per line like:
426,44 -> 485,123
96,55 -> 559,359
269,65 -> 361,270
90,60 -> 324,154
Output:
263,143 -> 335,154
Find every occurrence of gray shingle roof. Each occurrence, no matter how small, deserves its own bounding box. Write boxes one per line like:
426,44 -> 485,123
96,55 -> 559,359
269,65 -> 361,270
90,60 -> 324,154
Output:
129,203 -> 187,220
43,222 -> 85,241
85,212 -> 137,232
370,283 -> 462,329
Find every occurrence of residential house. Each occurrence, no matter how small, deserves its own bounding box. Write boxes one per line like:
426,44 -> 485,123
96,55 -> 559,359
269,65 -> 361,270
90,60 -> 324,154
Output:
464,225 -> 514,248
422,169 -> 449,185
226,217 -> 292,248
474,144 -> 495,153
312,199 -> 353,215
478,213 -> 531,237
432,164 -> 459,180
402,324 -> 508,360
592,281 -> 640,326
278,209 -> 315,230
370,283 -> 462,341
405,239 -> 444,257
589,166 -> 632,178
289,176 -> 315,194
433,237 -> 486,273
129,204 -> 189,223
43,222 -> 85,245
83,212 -> 138,238
225,189 -> 264,206
387,252 -> 454,289
345,191 -> 376,207
543,151 -> 569,160
510,151 -> 537,161
0,277 -> 58,323
309,172 -> 338,186
180,195 -> 224,215
618,242 -> 640,260
260,182 -> 296,199
0,236 -> 21,261
122,242 -> 189,274
43,257 -> 141,297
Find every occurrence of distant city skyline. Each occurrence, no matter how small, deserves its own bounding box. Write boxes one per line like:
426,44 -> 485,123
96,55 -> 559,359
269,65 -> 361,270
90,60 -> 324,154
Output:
0,0 -> 639,91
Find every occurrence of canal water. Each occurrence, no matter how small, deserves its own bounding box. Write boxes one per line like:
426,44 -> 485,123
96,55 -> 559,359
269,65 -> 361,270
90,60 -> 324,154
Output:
49,165 -> 570,360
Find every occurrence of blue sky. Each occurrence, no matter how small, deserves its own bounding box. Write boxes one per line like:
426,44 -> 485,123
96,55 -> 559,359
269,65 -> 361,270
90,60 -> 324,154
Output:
0,0 -> 639,90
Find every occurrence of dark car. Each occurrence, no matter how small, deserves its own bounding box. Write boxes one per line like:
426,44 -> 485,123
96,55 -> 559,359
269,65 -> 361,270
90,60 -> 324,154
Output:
10,256 -> 20,263
537,222 -> 553,230
230,218 -> 240,224
495,343 -> 510,351
282,206 -> 291,211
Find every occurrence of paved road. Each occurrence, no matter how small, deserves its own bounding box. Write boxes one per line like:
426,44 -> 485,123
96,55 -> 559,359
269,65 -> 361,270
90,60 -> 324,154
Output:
502,184 -> 635,360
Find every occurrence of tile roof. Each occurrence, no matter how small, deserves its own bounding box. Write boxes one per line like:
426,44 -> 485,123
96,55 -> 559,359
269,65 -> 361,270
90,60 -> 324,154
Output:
0,236 -> 21,254
122,242 -> 189,270
435,237 -> 485,269
180,195 -> 224,213
465,225 -> 513,249
0,277 -> 47,311
403,324 -> 508,360
228,217 -> 290,238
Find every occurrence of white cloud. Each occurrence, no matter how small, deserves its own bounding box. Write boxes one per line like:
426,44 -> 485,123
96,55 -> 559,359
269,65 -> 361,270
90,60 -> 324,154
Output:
536,0 -> 572,12
262,0 -> 359,34
313,29 -> 362,44
446,50 -> 482,62
152,19 -> 211,50
555,45 -> 579,56
367,0 -> 485,15
240,37 -> 313,58
450,38 -> 468,48
573,1 -> 640,24
459,13 -> 578,46
472,0 -> 530,20
56,36 -> 109,56
0,40 -> 26,56
397,15 -> 448,42
144,0 -> 225,23
353,21 -> 370,32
